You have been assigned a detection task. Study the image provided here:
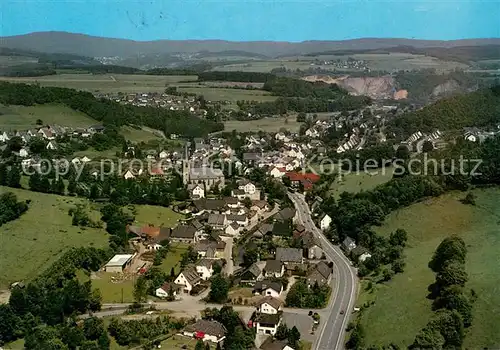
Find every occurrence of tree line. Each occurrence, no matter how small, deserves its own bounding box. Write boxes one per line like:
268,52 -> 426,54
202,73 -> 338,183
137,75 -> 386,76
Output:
0,82 -> 223,137
1,246 -> 111,345
411,235 -> 473,349
0,191 -> 28,227
198,71 -> 276,83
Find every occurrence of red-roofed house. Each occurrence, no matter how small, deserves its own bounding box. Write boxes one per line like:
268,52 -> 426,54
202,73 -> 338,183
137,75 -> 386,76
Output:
284,172 -> 320,191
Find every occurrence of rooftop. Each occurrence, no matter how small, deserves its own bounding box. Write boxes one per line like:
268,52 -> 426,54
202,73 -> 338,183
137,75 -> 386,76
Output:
105,254 -> 134,267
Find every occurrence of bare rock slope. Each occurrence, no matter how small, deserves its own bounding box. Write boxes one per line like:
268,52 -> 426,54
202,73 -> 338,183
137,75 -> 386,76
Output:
302,75 -> 400,99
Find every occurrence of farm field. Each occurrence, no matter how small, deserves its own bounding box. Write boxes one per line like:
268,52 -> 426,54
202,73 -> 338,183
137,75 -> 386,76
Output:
212,53 -> 468,73
0,186 -> 108,288
0,103 -> 96,130
0,73 -> 197,93
358,188 -> 500,348
224,116 -> 301,133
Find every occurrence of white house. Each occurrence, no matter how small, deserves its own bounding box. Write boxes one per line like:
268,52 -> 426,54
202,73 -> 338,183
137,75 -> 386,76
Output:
195,259 -> 218,280
305,128 -> 320,138
254,296 -> 283,335
19,148 -> 29,158
174,267 -> 202,293
46,141 -> 57,150
225,222 -> 241,236
0,132 -> 11,142
159,150 -> 169,159
238,179 -> 256,195
123,170 -> 136,180
319,214 -> 332,231
183,319 -> 227,344
359,252 -> 372,262
256,296 -> 283,315
188,184 -> 205,199
155,282 -> 182,300
253,280 -> 283,298
269,167 -> 286,178
263,260 -> 285,278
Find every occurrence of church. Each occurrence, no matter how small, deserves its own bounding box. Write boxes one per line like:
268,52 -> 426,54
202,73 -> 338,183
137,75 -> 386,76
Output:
183,160 -> 225,191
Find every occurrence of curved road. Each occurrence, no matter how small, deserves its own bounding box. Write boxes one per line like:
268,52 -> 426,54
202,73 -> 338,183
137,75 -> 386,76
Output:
289,192 -> 357,350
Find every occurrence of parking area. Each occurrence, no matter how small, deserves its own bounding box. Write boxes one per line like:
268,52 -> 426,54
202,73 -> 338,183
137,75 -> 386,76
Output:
282,312 -> 317,342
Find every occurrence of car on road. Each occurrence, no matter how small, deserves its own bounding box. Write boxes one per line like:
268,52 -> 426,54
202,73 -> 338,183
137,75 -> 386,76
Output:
340,310 -> 345,315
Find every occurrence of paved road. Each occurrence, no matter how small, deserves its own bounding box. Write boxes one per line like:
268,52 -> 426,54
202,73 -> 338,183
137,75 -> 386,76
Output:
289,192 -> 357,350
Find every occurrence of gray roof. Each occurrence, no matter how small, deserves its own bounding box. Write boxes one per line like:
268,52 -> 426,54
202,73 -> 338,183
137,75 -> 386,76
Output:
275,247 -> 303,263
194,198 -> 225,211
255,312 -> 282,326
208,214 -> 226,226
264,260 -> 283,274
254,280 -> 283,294
314,261 -> 331,280
257,223 -> 274,235
180,267 -> 202,285
185,319 -> 227,338
227,214 -> 246,223
256,296 -> 283,310
242,263 -> 262,279
343,236 -> 356,248
189,167 -> 224,180
171,225 -> 196,239
277,207 -> 296,221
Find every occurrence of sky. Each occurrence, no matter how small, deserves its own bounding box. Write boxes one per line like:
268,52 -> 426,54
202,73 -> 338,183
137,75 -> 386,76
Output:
1,0 -> 499,42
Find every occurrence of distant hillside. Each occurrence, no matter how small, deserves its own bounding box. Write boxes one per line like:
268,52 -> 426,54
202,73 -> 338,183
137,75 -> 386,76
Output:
304,45 -> 500,63
1,31 -> 500,58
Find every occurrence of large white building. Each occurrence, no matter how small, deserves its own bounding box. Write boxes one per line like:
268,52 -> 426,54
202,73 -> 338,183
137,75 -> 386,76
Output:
104,254 -> 136,273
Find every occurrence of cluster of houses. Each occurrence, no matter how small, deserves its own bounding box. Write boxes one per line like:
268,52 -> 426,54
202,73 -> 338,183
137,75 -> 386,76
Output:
98,92 -> 205,115
463,127 -> 499,143
0,124 -> 105,157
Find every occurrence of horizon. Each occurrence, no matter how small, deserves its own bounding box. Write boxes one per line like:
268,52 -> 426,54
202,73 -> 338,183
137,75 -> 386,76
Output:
1,0 -> 499,42
3,30 -> 500,43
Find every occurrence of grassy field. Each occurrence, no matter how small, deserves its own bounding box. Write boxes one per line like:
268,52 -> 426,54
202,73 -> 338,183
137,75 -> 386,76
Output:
0,74 -> 197,93
0,187 -> 108,288
131,204 -> 184,228
358,188 -> 500,348
224,116 -> 301,133
176,85 -> 277,103
91,272 -> 136,303
0,103 -> 96,130
73,147 -> 120,160
160,242 -> 190,276
160,335 -> 205,350
89,242 -> 189,303
120,125 -> 163,143
330,166 -> 395,199
0,55 -> 38,67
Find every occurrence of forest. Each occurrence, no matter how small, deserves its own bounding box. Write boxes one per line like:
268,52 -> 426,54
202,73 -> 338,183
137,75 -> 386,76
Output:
388,86 -> 500,137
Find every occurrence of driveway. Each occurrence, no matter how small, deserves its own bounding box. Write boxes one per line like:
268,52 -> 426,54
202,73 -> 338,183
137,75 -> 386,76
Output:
221,236 -> 234,276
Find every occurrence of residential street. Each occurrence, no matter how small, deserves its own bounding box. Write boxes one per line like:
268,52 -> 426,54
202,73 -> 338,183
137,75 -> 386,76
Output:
288,192 -> 358,350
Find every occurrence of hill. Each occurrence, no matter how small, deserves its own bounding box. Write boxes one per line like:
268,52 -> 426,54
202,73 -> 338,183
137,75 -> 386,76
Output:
2,31 -> 500,58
